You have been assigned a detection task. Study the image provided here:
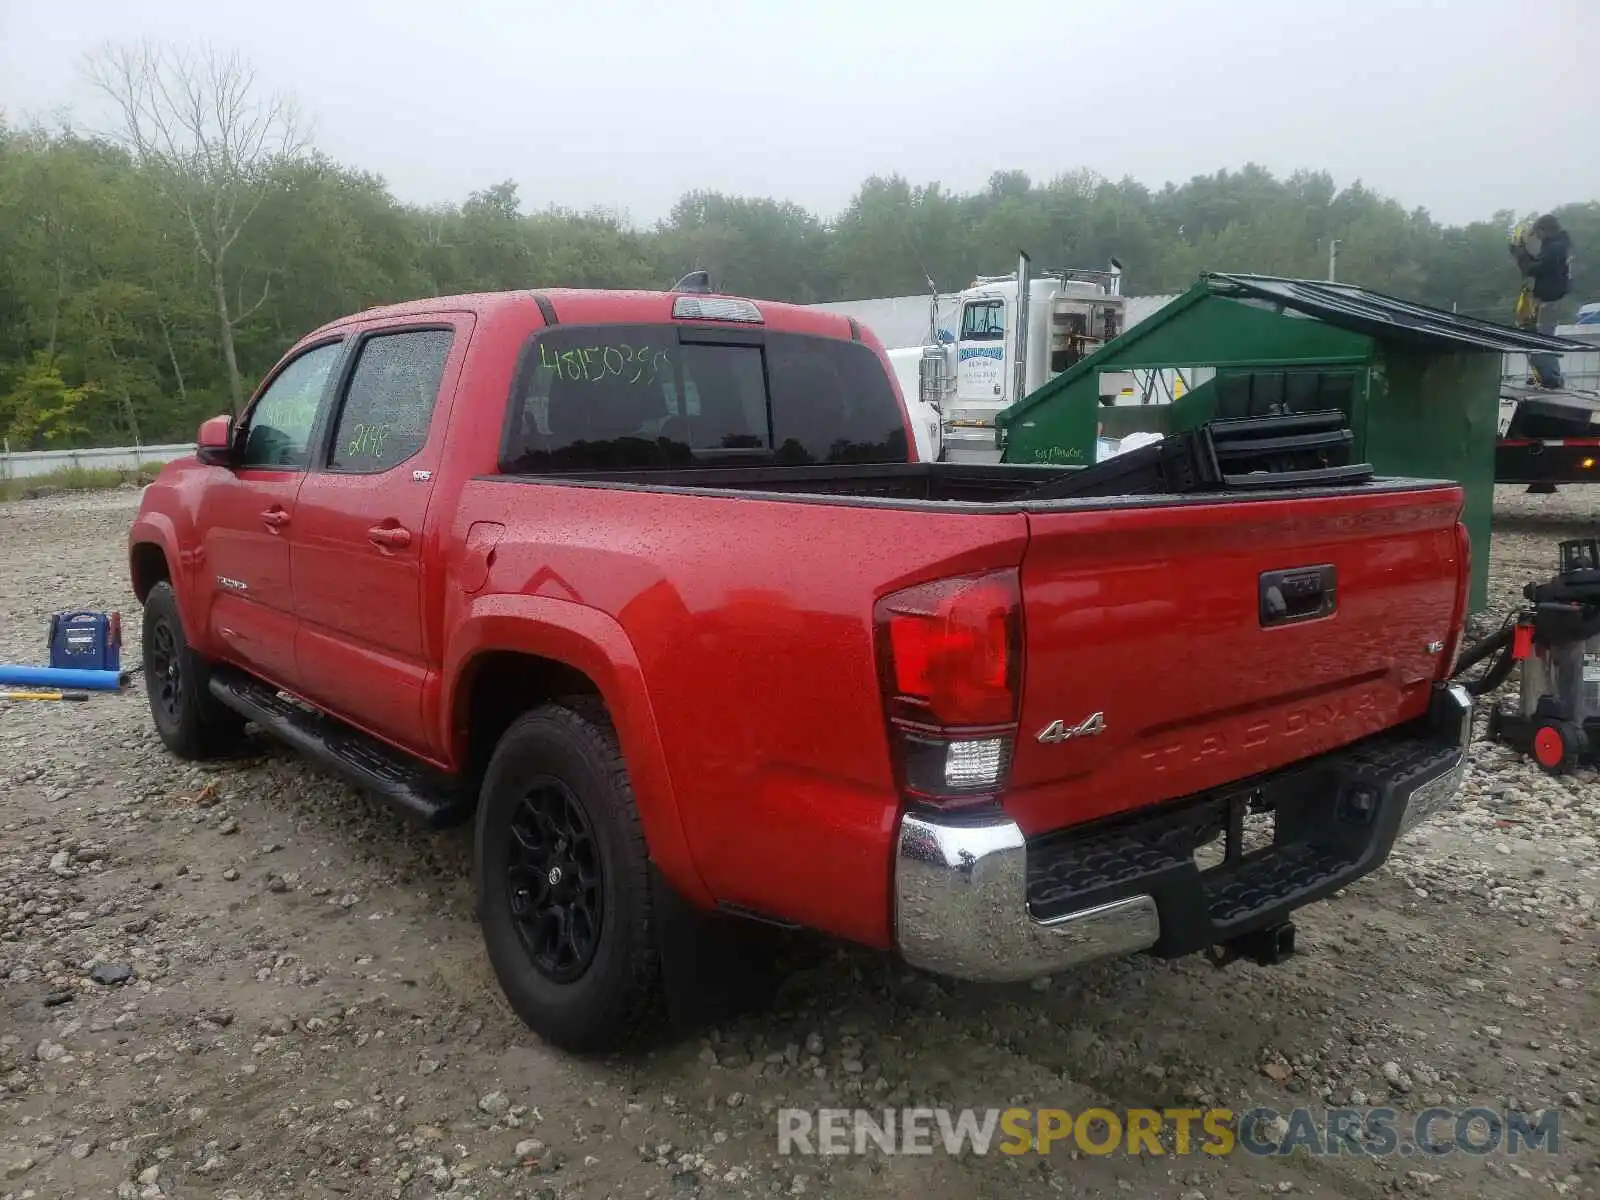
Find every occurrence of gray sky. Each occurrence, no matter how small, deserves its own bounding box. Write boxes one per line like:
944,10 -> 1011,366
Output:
2,0 -> 1595,227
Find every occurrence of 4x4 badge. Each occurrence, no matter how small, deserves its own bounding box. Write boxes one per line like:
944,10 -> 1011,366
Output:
1037,712 -> 1107,743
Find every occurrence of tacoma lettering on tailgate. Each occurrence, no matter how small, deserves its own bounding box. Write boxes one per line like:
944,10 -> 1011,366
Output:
1139,688 -> 1384,773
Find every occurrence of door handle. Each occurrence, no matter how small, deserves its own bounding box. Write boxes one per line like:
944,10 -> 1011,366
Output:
261,508 -> 290,530
1259,565 -> 1337,627
368,524 -> 412,550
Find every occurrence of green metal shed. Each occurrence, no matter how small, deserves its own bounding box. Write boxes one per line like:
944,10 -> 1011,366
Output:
996,273 -> 1589,611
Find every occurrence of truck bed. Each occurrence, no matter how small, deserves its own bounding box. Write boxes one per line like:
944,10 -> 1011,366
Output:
450,411 -> 1469,946
491,460 -> 1058,504
465,460 -> 1465,831
490,411 -> 1394,509
489,459 -> 1436,510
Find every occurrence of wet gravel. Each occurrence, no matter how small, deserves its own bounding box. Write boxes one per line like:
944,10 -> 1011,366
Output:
0,484 -> 1596,1199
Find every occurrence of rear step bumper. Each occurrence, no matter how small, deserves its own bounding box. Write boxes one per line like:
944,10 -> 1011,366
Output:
893,683 -> 1472,982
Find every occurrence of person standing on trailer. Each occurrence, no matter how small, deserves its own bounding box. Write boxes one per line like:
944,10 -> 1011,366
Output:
1510,214 -> 1572,388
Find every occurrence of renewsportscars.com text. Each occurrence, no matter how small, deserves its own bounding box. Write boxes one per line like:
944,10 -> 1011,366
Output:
777,1106 -> 1561,1158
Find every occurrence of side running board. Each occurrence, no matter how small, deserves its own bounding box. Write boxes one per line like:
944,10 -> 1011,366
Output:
208,668 -> 470,829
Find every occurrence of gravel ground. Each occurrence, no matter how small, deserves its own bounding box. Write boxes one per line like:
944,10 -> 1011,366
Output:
1,485 -> 1596,1200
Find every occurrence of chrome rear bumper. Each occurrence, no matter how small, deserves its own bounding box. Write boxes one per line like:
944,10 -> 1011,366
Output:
893,684 -> 1473,983
1397,684 -> 1473,835
894,816 -> 1160,982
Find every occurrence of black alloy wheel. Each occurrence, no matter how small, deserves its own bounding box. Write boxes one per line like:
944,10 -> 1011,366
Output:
146,616 -> 183,726
474,702 -> 662,1051
507,777 -> 605,982
140,581 -> 245,759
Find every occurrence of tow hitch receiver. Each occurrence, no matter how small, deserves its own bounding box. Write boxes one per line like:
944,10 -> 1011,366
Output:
1207,921 -> 1297,968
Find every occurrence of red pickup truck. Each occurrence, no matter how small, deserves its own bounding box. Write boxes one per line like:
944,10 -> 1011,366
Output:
129,287 -> 1474,1050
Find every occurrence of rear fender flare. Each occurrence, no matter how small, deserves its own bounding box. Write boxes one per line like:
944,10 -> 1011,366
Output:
441,594 -> 711,907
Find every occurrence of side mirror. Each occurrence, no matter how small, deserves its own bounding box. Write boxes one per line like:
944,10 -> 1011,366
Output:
196,414 -> 235,467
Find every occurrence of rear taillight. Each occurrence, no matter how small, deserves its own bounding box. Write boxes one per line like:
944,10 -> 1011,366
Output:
1442,521 -> 1472,675
874,570 -> 1021,808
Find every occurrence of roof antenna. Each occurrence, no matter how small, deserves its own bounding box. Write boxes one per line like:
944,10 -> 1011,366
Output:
673,269 -> 714,294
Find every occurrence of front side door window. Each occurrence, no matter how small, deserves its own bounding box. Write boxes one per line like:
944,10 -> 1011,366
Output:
240,343 -> 344,469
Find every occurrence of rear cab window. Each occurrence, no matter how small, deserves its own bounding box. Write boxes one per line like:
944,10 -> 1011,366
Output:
500,324 -> 909,473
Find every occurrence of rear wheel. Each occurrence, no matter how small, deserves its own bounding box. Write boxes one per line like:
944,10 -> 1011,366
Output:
142,582 -> 246,759
475,702 -> 661,1051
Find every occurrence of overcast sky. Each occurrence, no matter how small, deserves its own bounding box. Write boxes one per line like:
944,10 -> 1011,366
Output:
2,0 -> 1595,227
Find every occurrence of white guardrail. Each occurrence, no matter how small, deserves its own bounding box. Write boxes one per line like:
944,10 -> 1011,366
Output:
0,442 -> 192,481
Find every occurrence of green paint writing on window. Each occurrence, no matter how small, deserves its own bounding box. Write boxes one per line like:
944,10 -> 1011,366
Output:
272,395 -> 321,433
346,422 -> 392,460
538,341 -> 671,386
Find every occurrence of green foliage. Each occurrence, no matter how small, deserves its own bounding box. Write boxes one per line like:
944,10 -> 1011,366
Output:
0,352 -> 94,445
0,114 -> 1592,449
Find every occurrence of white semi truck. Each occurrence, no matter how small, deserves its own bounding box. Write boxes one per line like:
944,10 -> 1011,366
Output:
811,255 -> 1172,459
924,253 -> 1134,456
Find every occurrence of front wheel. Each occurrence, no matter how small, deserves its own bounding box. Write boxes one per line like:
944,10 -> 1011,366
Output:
474,702 -> 661,1051
142,582 -> 246,759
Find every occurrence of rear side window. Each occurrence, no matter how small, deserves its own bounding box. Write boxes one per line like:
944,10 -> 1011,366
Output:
328,329 -> 453,473
501,325 -> 908,473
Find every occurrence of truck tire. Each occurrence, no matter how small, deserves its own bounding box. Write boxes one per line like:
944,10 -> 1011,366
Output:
475,701 -> 660,1051
142,581 -> 246,759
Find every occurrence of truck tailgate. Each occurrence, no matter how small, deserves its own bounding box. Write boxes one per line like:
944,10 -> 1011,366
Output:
1004,486 -> 1465,836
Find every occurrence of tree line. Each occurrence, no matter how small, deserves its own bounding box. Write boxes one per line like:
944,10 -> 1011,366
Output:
1,43 -> 1594,449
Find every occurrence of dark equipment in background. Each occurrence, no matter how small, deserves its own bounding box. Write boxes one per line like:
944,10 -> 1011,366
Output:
1455,539 -> 1600,773
1022,409 -> 1370,501
1495,383 -> 1600,488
